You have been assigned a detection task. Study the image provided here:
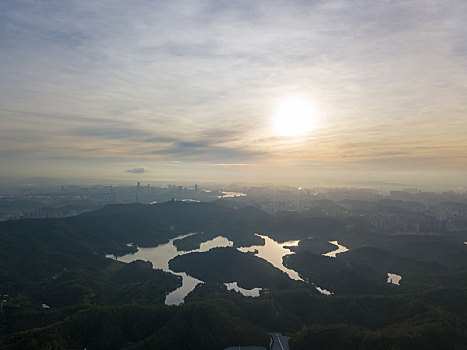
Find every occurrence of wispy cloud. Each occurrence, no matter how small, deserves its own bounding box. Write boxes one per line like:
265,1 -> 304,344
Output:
1,0 -> 466,184
151,140 -> 263,162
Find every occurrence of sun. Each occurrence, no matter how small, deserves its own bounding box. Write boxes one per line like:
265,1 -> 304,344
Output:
273,99 -> 317,137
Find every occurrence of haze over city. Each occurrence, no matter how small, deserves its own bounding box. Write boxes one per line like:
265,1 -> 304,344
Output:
1,0 -> 466,188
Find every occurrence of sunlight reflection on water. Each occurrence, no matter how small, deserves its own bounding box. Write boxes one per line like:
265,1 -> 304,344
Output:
238,234 -> 303,281
322,240 -> 349,258
110,232 -> 338,304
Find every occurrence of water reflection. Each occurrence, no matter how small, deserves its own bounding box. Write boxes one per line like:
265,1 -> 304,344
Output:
197,236 -> 233,252
114,233 -> 196,271
224,282 -> 262,297
322,241 -> 349,258
113,233 -> 233,305
218,191 -> 247,198
238,234 -> 303,281
109,232 -> 342,304
165,273 -> 202,305
316,286 -> 333,295
387,272 -> 402,285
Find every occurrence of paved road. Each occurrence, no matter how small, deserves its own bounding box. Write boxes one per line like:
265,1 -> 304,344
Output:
224,347 -> 266,350
223,332 -> 289,350
271,332 -> 289,350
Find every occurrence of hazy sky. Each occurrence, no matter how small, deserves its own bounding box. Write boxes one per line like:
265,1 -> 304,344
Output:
1,0 -> 466,187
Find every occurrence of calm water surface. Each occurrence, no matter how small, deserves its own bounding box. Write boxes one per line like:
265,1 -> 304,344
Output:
110,232 -> 339,303
238,234 -> 302,281
218,191 -> 247,198
322,240 -> 349,258
315,286 -> 333,295
387,273 -> 402,285
224,282 -> 262,297
238,234 -> 336,295
113,234 -> 233,305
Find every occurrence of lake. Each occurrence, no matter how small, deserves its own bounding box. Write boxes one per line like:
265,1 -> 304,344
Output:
322,240 -> 349,258
225,282 -> 262,297
238,234 -> 302,281
112,233 -> 261,305
111,232 -> 335,304
387,273 -> 402,285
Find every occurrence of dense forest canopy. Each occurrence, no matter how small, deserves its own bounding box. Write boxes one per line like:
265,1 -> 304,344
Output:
1,201 -> 467,349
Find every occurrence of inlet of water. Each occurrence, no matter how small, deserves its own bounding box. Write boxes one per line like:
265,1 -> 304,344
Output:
224,282 -> 262,297
113,233 -> 232,305
238,234 -> 302,281
322,241 -> 349,258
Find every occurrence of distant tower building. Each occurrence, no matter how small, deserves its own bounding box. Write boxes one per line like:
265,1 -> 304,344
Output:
136,182 -> 141,203
195,184 -> 198,192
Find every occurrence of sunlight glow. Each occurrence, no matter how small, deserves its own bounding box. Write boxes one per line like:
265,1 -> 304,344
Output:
273,99 -> 317,137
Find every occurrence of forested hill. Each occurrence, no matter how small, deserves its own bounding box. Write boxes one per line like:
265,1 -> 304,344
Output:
1,201 -> 467,349
0,201 -> 353,308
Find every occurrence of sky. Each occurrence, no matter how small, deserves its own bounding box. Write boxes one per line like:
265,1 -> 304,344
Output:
1,0 -> 466,188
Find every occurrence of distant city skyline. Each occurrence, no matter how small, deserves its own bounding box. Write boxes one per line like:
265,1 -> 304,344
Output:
1,0 -> 466,188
